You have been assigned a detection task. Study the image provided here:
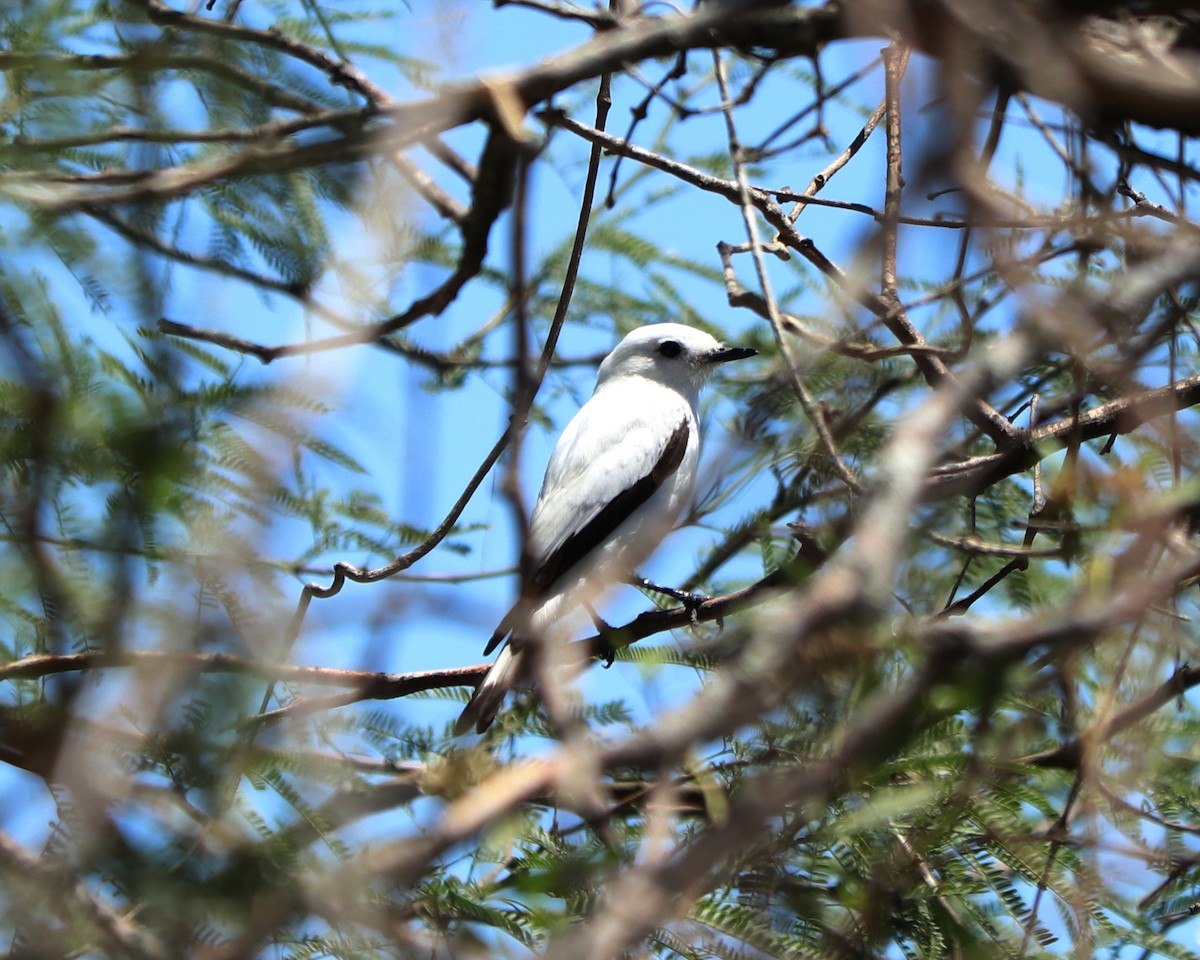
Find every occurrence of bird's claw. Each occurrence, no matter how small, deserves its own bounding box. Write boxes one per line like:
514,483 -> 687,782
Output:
679,590 -> 715,629
586,603 -> 619,667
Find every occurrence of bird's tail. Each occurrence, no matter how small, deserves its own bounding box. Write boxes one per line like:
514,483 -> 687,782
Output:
454,643 -> 521,735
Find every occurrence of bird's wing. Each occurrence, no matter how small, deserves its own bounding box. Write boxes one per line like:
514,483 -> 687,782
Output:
525,392 -> 693,597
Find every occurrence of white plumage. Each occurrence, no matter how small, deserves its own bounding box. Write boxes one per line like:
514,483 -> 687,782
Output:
456,323 -> 755,734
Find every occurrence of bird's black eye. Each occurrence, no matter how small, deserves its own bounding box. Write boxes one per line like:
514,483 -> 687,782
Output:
658,340 -> 682,359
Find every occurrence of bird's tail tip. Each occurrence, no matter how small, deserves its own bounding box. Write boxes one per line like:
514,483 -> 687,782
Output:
453,689 -> 502,736
454,642 -> 520,737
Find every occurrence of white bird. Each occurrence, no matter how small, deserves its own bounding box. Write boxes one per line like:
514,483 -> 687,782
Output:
456,323 -> 756,734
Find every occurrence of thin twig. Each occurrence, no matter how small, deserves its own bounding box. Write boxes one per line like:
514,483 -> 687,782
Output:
880,44 -> 909,300
712,49 -> 862,495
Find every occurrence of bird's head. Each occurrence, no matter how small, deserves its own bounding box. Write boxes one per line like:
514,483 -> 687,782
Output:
595,323 -> 756,394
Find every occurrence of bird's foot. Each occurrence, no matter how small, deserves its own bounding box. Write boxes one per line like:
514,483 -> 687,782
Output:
585,603 -> 619,668
630,576 -> 718,629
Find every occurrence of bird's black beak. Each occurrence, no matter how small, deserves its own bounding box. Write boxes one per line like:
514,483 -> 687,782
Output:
703,345 -> 757,364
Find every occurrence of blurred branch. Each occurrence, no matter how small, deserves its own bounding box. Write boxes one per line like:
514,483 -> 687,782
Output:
713,49 -> 862,495
13,2 -> 1200,216
0,649 -> 485,690
880,43 -> 908,300
495,0 -> 617,29
159,126 -> 520,359
6,111 -> 358,149
1021,663 -> 1200,770
931,371 -> 1200,498
0,49 -> 324,115
542,544 -> 1200,960
126,0 -> 392,105
0,830 -> 169,960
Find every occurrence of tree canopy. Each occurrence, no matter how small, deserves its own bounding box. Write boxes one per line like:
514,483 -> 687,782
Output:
1,1 -> 1200,958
